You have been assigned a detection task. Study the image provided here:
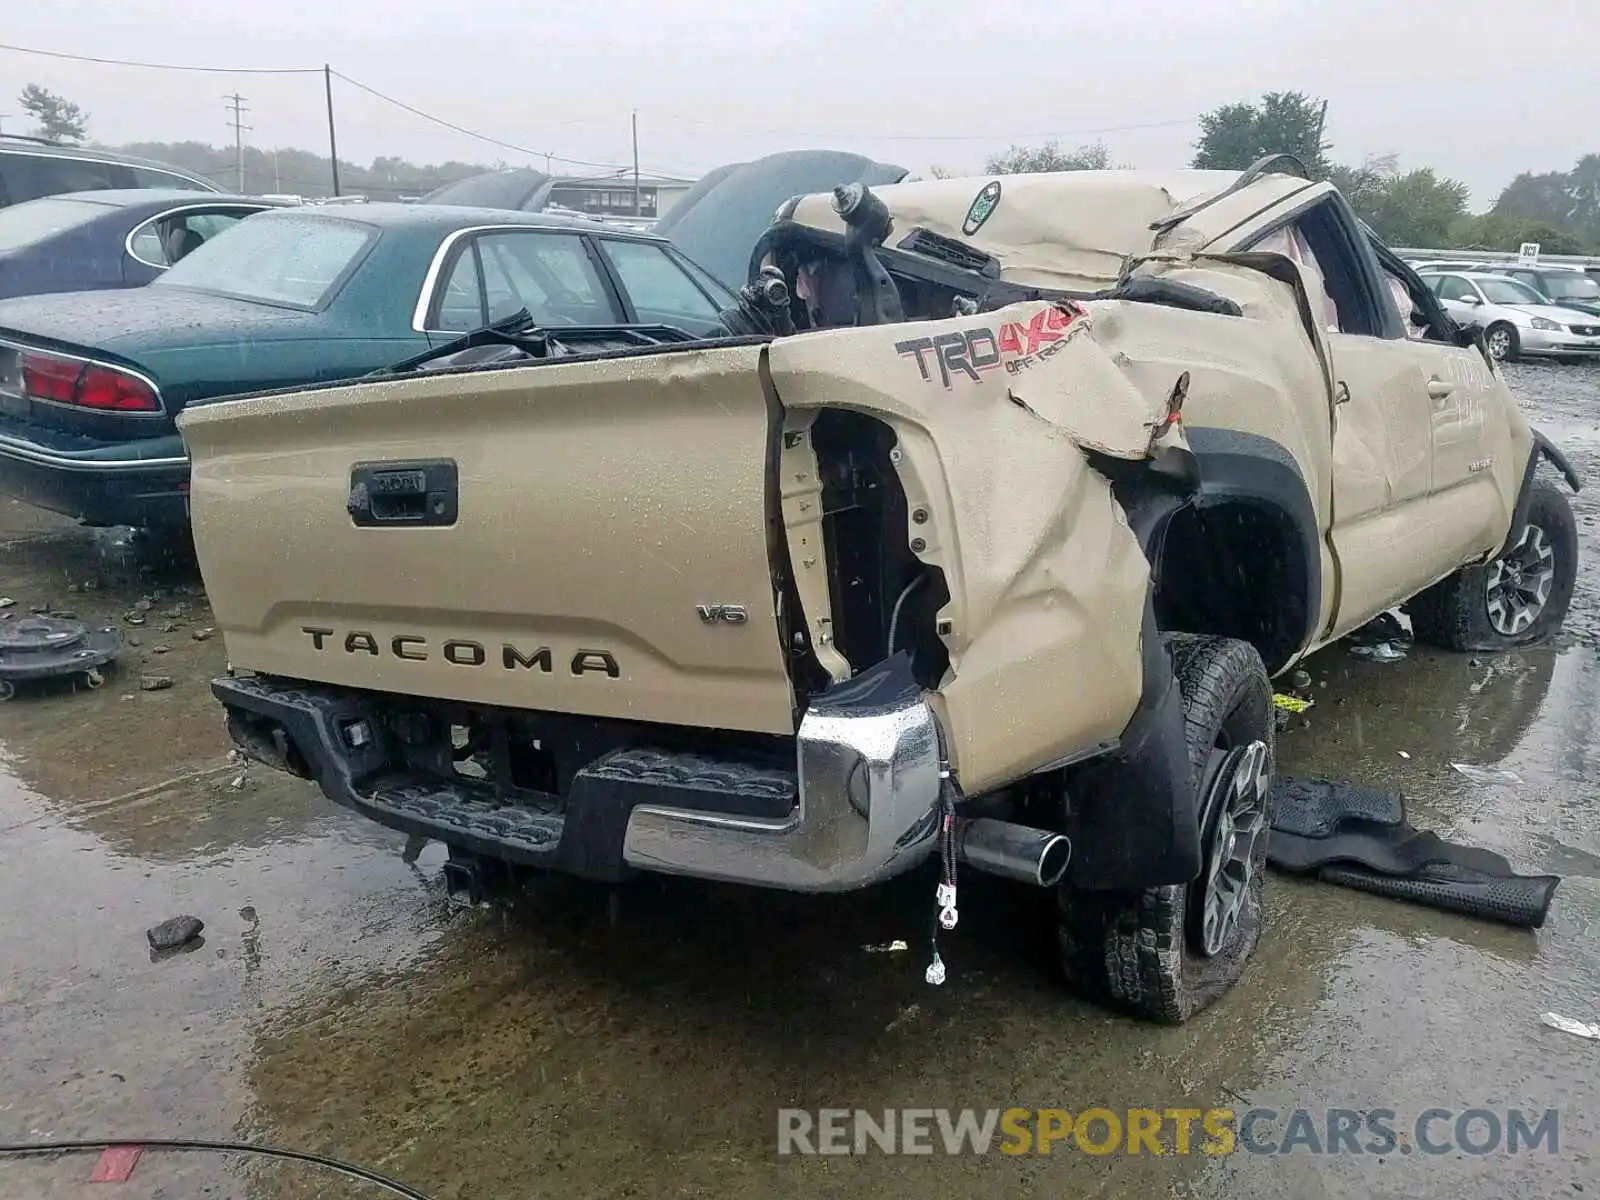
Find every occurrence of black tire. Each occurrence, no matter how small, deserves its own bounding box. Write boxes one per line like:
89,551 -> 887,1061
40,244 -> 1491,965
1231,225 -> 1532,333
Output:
1409,478 -> 1577,652
1484,321 -> 1520,363
1057,634 -> 1275,1024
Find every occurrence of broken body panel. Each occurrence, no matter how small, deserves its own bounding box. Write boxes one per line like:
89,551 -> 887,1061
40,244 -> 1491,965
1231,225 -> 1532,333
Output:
181,297 -> 1176,794
180,165 -> 1535,896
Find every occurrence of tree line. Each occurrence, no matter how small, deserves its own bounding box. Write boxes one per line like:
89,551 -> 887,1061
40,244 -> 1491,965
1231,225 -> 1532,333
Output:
976,91 -> 1596,254
12,83 -> 1598,251
9,83 -> 503,202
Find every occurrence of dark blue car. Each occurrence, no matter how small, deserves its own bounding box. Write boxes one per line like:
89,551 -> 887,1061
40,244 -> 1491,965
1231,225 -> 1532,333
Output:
0,189 -> 285,301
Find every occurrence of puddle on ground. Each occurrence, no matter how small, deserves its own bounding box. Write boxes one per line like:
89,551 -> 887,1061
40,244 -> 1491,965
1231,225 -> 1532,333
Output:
4,367 -> 1600,1197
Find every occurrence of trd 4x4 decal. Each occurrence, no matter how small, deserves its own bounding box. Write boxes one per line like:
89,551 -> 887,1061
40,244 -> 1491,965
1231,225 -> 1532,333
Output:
895,303 -> 1083,389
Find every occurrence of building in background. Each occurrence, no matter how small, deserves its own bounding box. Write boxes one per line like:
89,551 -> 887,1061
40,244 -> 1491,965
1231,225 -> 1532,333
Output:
420,168 -> 695,224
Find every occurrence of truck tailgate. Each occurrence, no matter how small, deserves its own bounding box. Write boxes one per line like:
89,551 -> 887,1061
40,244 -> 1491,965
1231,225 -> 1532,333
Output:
177,343 -> 798,735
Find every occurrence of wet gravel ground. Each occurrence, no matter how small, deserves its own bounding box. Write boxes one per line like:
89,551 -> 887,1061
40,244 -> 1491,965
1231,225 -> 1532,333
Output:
2,360 -> 1598,1199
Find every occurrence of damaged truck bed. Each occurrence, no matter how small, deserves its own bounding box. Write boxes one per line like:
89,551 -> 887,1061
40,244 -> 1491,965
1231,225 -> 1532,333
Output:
177,159 -> 1576,1024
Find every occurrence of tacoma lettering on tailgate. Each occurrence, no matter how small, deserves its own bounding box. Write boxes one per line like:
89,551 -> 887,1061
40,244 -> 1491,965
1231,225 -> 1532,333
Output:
299,626 -> 621,678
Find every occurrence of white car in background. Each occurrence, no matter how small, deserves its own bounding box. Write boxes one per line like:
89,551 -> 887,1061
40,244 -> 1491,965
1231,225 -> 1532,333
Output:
1420,270 -> 1600,363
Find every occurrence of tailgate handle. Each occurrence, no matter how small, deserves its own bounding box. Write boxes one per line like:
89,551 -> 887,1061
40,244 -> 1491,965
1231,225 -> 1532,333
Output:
348,460 -> 458,527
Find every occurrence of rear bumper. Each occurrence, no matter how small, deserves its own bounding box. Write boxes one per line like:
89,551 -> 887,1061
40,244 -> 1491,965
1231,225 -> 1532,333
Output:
0,428 -> 189,527
212,657 -> 944,893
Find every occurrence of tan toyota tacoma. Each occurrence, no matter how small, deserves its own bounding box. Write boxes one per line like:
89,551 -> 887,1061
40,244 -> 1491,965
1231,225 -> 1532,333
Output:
177,157 -> 1580,1023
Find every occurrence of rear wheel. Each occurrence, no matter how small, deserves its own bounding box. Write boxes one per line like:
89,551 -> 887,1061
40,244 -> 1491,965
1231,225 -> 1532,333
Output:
1409,478 -> 1577,651
1057,634 -> 1275,1024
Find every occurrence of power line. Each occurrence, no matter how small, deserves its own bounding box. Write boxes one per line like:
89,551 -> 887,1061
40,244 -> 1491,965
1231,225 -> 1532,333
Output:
329,71 -> 633,173
0,40 -> 318,74
654,114 -> 1199,143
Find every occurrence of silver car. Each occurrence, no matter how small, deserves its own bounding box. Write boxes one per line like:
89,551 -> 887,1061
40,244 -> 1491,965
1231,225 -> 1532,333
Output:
1420,270 -> 1600,362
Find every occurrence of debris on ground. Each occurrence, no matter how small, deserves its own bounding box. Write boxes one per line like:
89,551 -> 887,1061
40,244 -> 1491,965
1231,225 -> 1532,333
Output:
192,628 -> 214,641
139,675 -> 174,692
1,616 -> 123,700
885,1003 -> 922,1032
1348,611 -> 1413,663
863,940 -> 909,954
0,597 -> 13,609
1398,750 -> 1411,759
146,915 -> 204,951
1290,669 -> 1312,690
152,644 -> 171,655
1352,641 -> 1408,663
1269,776 -> 1561,927
1541,1012 -> 1600,1040
88,1146 -> 143,1183
229,773 -> 246,789
1274,691 -> 1314,732
1452,763 -> 1524,786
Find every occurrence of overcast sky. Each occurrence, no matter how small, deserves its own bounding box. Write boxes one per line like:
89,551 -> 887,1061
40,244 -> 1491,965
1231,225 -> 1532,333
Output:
2,0 -> 1594,205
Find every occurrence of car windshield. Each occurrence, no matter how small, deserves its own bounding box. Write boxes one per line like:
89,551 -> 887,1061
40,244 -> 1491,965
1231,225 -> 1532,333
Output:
1542,273 -> 1600,302
150,212 -> 376,309
1476,277 -> 1545,306
0,196 -> 113,253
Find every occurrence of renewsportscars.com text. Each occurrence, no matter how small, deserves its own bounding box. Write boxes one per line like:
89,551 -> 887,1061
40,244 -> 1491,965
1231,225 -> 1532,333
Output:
777,1107 -> 1560,1157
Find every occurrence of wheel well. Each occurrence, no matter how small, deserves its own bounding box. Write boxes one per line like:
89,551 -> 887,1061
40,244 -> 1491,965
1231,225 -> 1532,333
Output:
1153,499 -> 1312,675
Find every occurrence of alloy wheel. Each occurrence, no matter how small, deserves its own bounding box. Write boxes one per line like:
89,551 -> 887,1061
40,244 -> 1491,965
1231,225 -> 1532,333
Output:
1192,740 -> 1271,957
1485,524 -> 1555,636
1486,326 -> 1513,361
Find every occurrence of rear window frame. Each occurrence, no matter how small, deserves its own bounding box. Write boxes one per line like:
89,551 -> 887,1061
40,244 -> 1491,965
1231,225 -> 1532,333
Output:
149,211 -> 381,312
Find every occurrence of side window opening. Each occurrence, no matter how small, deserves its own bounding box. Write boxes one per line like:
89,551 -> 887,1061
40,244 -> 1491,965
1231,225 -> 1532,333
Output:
432,243 -> 488,332
1252,200 -> 1388,338
599,238 -> 727,336
1290,203 -> 1387,338
127,208 -> 255,269
1,153 -> 118,204
476,232 -> 615,327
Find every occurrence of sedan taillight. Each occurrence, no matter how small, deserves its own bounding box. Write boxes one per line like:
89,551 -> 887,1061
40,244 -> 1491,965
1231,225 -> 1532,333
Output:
21,351 -> 160,413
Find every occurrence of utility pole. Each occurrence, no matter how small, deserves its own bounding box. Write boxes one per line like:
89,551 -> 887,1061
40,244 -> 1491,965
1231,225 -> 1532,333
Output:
631,110 -> 641,217
223,93 -> 251,192
1314,98 -> 1330,168
324,64 -> 341,197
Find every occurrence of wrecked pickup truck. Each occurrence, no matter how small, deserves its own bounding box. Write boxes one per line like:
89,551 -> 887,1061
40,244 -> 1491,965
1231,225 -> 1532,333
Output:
177,156 -> 1579,1024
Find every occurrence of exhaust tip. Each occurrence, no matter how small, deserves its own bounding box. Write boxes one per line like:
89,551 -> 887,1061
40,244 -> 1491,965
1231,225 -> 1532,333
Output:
1036,834 -> 1072,888
956,817 -> 1073,888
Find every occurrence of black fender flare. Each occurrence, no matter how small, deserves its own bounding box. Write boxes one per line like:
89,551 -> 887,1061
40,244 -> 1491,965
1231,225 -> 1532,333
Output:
1500,428 -> 1582,557
1171,427 -> 1323,674
1065,431 -> 1317,891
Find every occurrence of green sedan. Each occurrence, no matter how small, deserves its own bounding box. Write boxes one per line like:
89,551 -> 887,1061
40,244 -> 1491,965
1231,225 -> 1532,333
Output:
0,202 -> 738,528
